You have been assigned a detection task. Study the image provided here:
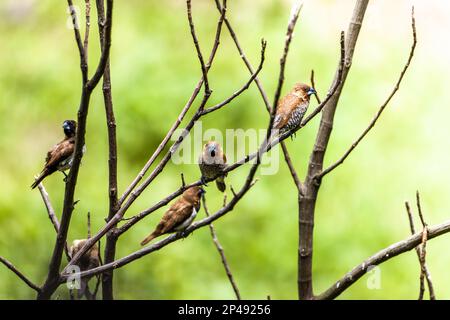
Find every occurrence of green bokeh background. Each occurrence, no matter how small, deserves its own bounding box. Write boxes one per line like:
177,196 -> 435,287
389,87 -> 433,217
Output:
1,0 -> 450,299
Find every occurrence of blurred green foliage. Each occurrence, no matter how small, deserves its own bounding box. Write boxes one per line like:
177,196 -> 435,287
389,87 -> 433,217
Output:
1,0 -> 450,299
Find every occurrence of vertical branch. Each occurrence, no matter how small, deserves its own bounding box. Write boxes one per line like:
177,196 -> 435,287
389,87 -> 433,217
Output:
415,191 -> 436,300
405,201 -> 425,299
202,197 -> 241,300
37,0 -> 114,300
84,0 -> 91,60
95,0 -> 119,300
298,0 -> 369,300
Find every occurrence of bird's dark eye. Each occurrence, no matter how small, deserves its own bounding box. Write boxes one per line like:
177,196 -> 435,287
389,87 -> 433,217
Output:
210,150 -> 216,157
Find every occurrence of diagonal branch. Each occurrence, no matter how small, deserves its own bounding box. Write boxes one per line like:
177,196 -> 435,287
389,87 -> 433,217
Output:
214,0 -> 304,194
317,7 -> 417,180
0,256 -> 41,292
37,184 -> 60,233
37,184 -> 71,260
117,0 -> 227,207
316,219 -> 450,300
62,0 -> 228,274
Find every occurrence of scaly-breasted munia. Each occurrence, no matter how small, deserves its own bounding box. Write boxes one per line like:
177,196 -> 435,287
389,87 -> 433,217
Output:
31,120 -> 78,189
198,141 -> 227,192
273,83 -> 316,135
68,239 -> 100,299
140,186 -> 205,246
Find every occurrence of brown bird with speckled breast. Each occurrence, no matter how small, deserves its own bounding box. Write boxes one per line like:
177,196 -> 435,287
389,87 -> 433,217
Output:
273,83 -> 316,135
31,120 -> 78,189
198,141 -> 227,192
140,186 -> 205,246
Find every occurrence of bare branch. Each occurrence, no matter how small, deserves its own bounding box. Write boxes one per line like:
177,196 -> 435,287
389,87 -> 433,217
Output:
118,1 -> 227,207
317,7 -> 417,179
0,256 -> 41,292
61,179 -> 260,281
316,219 -> 450,300
203,197 -> 241,300
37,184 -> 71,261
281,142 -> 302,192
405,201 -> 425,299
67,0 -> 88,82
83,0 -> 91,59
200,38 -> 267,116
37,0 -> 114,300
37,183 -> 60,233
187,0 -> 211,94
266,1 -> 303,142
310,70 -> 321,104
414,191 -> 436,300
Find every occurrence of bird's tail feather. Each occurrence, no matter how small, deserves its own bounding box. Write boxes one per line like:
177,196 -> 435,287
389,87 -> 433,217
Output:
216,176 -> 226,192
31,169 -> 49,189
140,233 -> 156,246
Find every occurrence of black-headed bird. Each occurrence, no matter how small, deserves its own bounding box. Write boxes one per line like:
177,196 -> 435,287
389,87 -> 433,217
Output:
31,120 -> 78,189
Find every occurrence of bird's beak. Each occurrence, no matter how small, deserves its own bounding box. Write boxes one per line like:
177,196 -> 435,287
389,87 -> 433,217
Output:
62,123 -> 70,130
307,88 -> 316,96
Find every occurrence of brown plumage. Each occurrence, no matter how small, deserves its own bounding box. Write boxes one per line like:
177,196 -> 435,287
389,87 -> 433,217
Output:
31,120 -> 77,189
273,83 -> 316,134
140,186 -> 205,246
68,239 -> 100,299
198,141 -> 227,192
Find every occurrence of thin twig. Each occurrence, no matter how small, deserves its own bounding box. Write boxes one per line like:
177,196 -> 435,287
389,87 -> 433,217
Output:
415,191 -> 436,300
37,184 -> 71,260
405,201 -> 425,299
0,256 -> 41,292
214,0 -> 304,199
200,39 -> 266,116
317,7 -> 417,179
37,183 -> 60,233
187,0 -> 211,94
281,143 -> 302,192
310,70 -> 321,104
202,197 -> 241,300
117,1 -> 227,207
83,0 -> 91,61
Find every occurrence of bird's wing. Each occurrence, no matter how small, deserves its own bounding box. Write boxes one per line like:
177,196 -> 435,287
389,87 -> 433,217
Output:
222,152 -> 227,164
274,94 -> 303,129
158,200 -> 194,234
45,138 -> 75,169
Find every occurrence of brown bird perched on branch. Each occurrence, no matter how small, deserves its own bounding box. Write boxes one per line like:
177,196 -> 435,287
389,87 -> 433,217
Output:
198,141 -> 227,192
273,83 -> 316,135
140,186 -> 205,246
68,239 -> 100,299
31,120 -> 78,189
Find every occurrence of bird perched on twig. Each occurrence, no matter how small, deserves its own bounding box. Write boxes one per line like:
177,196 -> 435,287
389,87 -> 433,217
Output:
273,83 -> 316,135
198,141 -> 227,192
68,239 -> 100,299
140,186 -> 205,246
31,120 -> 80,189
